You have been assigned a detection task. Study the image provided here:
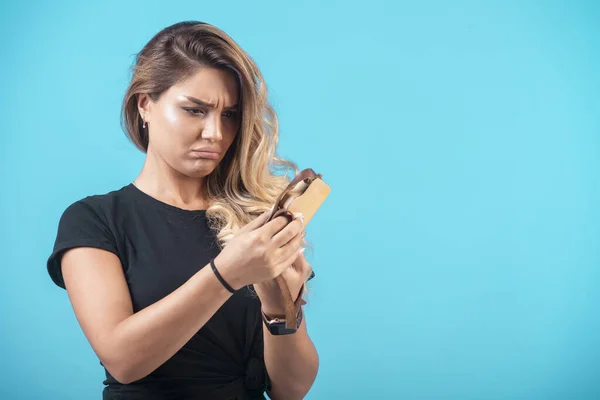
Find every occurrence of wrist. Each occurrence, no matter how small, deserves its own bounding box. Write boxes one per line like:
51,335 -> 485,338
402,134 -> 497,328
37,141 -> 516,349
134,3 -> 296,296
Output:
212,255 -> 244,291
261,305 -> 304,335
261,304 -> 286,318
254,281 -> 285,315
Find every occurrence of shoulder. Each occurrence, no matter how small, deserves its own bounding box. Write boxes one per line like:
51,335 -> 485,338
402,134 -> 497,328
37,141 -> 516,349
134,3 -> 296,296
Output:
48,185 -> 131,289
68,185 -> 130,210
59,185 -> 132,224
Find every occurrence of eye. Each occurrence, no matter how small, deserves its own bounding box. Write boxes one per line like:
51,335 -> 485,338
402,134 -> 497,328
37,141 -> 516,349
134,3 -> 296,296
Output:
184,108 -> 205,116
222,110 -> 239,119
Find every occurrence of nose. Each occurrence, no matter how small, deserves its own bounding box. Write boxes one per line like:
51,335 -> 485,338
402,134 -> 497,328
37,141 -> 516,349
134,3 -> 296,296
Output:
202,113 -> 223,142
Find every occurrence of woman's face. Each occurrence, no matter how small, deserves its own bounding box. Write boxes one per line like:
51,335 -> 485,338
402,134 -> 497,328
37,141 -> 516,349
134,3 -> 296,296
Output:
138,67 -> 240,179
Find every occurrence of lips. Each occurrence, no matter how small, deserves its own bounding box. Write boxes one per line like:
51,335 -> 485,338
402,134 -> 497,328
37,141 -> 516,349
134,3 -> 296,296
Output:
190,149 -> 220,159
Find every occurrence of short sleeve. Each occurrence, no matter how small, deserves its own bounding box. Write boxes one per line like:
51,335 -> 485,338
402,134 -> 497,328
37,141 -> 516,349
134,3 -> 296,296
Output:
47,199 -> 118,289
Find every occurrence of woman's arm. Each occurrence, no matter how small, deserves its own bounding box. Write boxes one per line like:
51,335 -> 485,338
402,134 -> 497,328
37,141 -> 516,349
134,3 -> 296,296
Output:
61,247 -> 233,384
263,314 -> 320,400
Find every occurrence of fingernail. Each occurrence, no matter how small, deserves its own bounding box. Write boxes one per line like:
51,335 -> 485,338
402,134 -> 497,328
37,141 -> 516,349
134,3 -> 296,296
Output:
294,212 -> 304,222
298,247 -> 306,254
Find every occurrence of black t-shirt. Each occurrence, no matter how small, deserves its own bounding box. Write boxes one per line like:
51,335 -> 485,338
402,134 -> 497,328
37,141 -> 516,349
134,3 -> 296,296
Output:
47,183 -> 299,400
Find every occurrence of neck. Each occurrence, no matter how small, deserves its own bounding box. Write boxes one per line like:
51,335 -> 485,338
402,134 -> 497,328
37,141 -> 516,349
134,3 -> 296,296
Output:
134,147 -> 208,210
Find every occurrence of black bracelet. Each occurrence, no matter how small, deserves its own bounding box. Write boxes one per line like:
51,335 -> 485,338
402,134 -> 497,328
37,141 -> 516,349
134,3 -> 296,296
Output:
210,258 -> 236,294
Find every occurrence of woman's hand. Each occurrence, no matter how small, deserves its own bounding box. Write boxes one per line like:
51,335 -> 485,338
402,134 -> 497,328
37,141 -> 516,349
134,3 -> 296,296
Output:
253,249 -> 313,316
213,208 -> 306,291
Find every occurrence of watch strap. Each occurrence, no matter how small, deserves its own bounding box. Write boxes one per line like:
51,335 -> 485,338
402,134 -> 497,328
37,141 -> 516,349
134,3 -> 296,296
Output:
262,306 -> 303,335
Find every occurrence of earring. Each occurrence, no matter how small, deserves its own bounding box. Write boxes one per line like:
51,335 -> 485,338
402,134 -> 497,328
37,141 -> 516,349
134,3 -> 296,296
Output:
143,120 -> 146,129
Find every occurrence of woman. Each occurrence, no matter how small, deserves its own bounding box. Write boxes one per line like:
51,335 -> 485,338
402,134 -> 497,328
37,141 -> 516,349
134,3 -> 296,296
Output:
47,21 -> 319,400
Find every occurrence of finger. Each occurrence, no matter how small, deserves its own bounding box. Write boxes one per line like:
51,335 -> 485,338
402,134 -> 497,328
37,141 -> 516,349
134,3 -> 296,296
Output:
240,206 -> 274,234
276,246 -> 303,277
281,263 -> 297,281
276,228 -> 305,264
292,251 -> 313,282
305,264 -> 314,282
294,250 -> 310,274
261,214 -> 295,238
272,218 -> 304,248
300,258 -> 314,282
271,221 -> 305,248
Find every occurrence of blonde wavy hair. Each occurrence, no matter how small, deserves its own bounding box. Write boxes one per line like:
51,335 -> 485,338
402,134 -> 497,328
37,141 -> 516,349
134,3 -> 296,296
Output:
120,21 -> 313,257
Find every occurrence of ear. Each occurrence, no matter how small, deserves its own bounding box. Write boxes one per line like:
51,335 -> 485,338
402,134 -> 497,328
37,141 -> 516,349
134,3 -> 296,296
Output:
137,93 -> 151,122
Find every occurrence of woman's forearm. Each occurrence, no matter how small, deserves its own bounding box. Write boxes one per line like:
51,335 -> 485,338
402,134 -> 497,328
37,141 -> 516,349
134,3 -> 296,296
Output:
264,315 -> 319,400
105,264 -> 232,384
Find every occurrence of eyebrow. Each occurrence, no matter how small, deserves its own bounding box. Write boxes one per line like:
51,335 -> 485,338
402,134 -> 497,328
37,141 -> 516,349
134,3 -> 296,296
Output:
182,95 -> 238,110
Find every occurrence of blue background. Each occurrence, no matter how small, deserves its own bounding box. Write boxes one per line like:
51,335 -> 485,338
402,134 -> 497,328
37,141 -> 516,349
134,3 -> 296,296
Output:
1,1 -> 599,399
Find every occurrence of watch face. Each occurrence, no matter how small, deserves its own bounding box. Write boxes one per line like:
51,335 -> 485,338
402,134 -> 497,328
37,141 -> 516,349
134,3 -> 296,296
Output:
272,322 -> 296,335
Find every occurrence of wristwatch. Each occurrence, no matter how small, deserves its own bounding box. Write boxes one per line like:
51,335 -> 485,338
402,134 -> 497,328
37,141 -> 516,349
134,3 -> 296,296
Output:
261,307 -> 303,335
